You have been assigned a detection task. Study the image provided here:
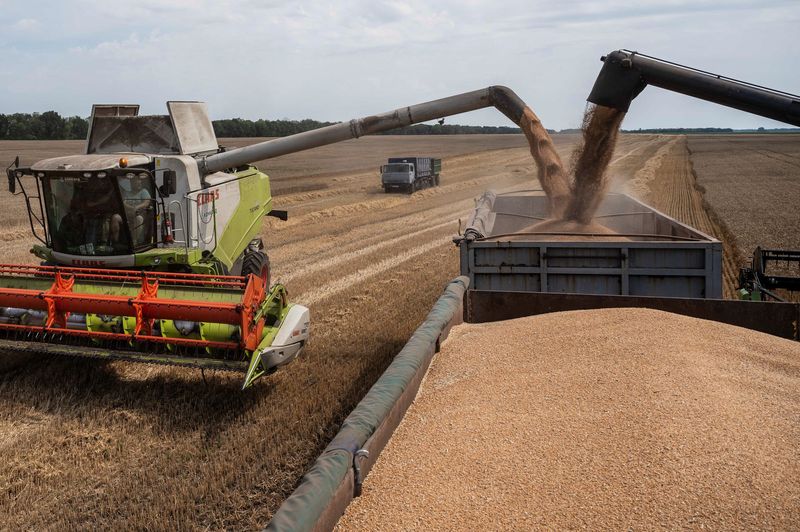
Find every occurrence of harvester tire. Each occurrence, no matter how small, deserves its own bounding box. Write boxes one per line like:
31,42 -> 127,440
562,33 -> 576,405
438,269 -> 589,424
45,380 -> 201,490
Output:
434,174 -> 440,186
242,250 -> 271,288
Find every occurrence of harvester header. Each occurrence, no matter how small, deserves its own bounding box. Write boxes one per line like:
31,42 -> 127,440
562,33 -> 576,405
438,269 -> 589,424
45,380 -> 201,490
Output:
0,264 -> 308,388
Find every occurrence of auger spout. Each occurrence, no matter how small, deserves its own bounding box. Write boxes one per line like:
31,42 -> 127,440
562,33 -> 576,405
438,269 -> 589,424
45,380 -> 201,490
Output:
200,86 -> 530,174
587,49 -> 800,125
199,86 -> 571,215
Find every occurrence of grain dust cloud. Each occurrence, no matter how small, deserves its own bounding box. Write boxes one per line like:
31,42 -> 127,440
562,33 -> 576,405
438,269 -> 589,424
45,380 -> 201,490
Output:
517,103 -> 626,234
517,106 -> 571,218
564,105 -> 626,224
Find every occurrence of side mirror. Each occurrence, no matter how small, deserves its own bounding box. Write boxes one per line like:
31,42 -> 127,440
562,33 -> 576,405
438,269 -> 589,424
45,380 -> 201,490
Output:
6,157 -> 19,194
159,169 -> 177,196
7,169 -> 15,194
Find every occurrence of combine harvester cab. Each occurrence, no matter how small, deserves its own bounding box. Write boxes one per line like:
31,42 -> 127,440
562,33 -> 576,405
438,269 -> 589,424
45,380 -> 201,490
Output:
4,102 -> 309,388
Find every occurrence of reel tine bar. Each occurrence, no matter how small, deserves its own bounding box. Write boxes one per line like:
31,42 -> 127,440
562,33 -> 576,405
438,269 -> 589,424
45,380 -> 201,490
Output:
0,265 -> 266,351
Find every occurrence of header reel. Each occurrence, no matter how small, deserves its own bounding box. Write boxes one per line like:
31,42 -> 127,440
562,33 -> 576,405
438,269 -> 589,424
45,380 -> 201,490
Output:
0,265 -> 308,388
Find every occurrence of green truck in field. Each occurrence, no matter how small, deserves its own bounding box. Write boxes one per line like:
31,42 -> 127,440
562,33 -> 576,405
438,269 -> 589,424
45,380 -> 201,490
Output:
380,156 -> 441,193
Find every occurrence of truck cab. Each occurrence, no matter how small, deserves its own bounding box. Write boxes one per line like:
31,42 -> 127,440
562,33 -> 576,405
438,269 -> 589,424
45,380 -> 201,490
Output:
380,162 -> 415,192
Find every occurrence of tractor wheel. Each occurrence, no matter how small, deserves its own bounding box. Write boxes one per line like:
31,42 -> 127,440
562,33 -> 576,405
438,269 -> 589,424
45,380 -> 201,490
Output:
242,249 -> 271,288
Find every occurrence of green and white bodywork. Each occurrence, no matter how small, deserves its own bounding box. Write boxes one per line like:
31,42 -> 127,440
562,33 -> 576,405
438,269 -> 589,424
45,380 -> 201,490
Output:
25,103 -> 276,276
6,102 -> 309,387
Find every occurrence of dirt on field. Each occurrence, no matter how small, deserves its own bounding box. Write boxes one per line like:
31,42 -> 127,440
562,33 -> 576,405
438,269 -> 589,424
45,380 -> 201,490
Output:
0,133 -> 797,528
687,134 -> 800,299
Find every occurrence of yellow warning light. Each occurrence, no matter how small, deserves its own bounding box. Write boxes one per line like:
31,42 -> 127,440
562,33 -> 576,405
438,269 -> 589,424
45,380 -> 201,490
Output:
119,157 -> 128,168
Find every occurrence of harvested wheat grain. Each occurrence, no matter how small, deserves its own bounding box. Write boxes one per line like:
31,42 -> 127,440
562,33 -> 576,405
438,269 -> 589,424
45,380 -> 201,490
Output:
517,106 -> 570,218
509,217 -> 629,242
565,104 -> 627,224
337,308 -> 800,531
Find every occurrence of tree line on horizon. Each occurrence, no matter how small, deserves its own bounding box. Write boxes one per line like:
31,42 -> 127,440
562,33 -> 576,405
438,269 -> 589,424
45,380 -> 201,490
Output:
0,111 -> 795,140
0,112 -> 89,140
0,111 -> 526,140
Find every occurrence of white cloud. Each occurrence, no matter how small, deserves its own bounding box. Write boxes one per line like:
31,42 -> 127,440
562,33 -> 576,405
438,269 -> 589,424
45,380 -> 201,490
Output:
0,0 -> 797,129
12,18 -> 38,30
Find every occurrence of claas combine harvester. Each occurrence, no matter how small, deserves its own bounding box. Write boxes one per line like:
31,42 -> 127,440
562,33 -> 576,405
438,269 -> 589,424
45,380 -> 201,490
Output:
2,88 -> 546,388
3,103 -> 311,388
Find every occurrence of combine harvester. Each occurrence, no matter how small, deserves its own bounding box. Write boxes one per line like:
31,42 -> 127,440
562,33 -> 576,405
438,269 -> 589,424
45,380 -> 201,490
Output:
3,103 -> 313,388
2,88 -> 558,388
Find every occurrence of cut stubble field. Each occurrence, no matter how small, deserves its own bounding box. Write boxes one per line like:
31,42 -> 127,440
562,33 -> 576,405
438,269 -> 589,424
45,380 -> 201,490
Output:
0,133 -> 797,528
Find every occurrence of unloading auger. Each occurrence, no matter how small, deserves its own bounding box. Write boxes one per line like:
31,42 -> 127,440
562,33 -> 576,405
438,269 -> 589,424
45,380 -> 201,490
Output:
4,88 -> 549,388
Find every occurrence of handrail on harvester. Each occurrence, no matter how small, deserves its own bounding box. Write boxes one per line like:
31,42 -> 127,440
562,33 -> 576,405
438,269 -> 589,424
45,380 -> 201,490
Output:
0,264 -> 248,288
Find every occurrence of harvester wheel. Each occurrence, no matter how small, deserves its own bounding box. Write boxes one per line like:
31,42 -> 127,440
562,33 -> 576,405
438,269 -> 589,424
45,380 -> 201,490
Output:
434,174 -> 440,186
242,250 -> 271,288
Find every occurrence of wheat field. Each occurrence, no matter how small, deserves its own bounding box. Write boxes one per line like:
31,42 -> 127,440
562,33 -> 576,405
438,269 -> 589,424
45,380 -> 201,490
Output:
0,133 -> 797,528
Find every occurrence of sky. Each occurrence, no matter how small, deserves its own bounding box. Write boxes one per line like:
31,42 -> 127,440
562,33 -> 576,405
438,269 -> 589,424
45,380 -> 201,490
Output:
1,0 -> 798,130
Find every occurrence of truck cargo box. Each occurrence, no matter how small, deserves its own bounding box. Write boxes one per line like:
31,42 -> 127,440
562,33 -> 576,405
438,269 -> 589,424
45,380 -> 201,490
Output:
455,190 -> 722,299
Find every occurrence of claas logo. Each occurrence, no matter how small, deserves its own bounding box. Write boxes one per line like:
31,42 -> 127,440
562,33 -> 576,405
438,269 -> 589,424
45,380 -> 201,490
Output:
197,189 -> 220,206
71,259 -> 106,267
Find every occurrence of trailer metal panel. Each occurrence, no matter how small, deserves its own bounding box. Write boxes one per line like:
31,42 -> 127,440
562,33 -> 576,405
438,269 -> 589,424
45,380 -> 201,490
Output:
467,290 -> 800,340
456,191 -> 723,298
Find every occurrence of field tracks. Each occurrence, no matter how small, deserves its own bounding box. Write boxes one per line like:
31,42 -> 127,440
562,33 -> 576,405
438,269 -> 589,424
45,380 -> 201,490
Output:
298,236 -> 451,306
280,219 -> 455,284
625,136 -> 742,297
